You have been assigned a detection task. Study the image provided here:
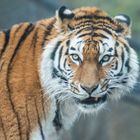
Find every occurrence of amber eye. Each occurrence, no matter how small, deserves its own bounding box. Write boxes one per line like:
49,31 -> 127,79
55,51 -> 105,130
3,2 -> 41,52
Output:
100,55 -> 112,64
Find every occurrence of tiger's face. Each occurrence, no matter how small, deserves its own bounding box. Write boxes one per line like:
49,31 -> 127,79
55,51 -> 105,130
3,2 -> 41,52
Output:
52,32 -> 138,112
41,6 -> 139,113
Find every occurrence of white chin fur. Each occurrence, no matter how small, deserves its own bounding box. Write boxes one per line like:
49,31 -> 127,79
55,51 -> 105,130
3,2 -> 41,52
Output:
77,102 -> 107,114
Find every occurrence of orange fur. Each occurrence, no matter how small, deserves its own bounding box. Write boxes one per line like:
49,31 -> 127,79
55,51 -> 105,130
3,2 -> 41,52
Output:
0,21 -> 55,139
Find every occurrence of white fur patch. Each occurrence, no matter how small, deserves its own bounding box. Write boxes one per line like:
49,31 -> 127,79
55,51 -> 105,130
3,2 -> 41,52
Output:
30,129 -> 43,140
114,15 -> 127,22
40,35 -> 64,94
63,9 -> 73,15
69,37 -> 85,62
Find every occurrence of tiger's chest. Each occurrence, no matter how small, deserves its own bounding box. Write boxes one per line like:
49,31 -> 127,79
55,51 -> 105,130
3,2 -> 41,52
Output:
30,99 -> 79,140
30,97 -> 78,140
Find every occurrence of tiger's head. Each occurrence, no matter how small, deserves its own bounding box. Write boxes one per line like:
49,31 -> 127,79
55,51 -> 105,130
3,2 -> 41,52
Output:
41,6 -> 139,113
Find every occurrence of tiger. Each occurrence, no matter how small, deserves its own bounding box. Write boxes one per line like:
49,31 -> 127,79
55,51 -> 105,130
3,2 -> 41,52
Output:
0,5 -> 139,140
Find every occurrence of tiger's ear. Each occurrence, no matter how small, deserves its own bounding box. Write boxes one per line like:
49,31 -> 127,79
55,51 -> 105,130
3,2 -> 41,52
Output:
114,14 -> 131,38
55,6 -> 75,32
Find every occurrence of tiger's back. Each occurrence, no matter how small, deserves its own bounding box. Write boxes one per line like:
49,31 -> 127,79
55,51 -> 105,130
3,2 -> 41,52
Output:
0,19 -> 56,139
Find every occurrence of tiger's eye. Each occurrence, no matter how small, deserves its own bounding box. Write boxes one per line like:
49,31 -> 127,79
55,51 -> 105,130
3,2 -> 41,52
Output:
71,54 -> 79,61
100,55 -> 112,64
102,55 -> 110,61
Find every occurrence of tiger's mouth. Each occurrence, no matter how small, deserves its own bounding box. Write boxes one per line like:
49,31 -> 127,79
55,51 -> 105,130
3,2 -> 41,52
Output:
79,94 -> 107,105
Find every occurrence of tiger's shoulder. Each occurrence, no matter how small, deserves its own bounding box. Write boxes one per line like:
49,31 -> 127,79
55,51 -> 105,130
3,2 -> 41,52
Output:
0,17 -> 55,56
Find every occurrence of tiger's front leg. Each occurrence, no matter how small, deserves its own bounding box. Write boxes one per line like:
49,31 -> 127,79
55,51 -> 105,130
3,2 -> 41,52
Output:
46,99 -> 79,140
30,99 -> 79,140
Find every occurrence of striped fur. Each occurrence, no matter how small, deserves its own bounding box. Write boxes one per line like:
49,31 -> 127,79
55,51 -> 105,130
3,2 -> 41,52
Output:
0,6 -> 139,140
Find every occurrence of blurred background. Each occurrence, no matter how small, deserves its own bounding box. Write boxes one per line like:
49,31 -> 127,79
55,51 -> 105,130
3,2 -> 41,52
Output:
0,0 -> 140,140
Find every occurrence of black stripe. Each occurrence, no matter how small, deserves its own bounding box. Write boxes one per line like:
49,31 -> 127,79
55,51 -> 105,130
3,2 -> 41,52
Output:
114,72 -> 123,77
13,24 -> 24,39
76,24 -> 93,30
70,47 -> 76,51
115,41 -> 119,47
108,90 -> 113,95
75,15 -> 114,24
30,29 -> 38,59
5,23 -> 34,139
0,116 -> 7,140
84,39 -> 98,45
115,26 -> 124,33
91,27 -> 113,36
52,44 -> 68,76
124,44 -> 131,72
114,46 -> 118,57
42,19 -> 55,47
124,44 -> 130,53
26,132 -> 30,140
101,28 -> 112,35
5,85 -> 22,138
0,61 -> 4,72
112,61 -> 118,70
50,41 -> 62,60
94,22 -> 120,32
68,25 -> 74,30
76,28 -> 86,35
46,20 -> 55,32
121,80 -> 128,84
30,30 -> 45,121
32,29 -> 38,48
53,99 -> 62,131
75,23 -> 93,29
58,46 -> 63,71
42,30 -> 49,47
76,26 -> 93,35
66,40 -> 70,46
75,15 -> 111,20
76,27 -> 109,39
63,59 -> 67,70
59,75 -> 67,82
120,48 -> 125,72
78,32 -> 91,38
94,33 -> 109,39
75,15 -> 93,20
52,68 -> 67,82
93,15 -> 115,24
108,48 -> 113,52
89,32 -> 109,39
76,20 -> 93,27
75,15 -> 119,33
34,98 -> 45,140
75,22 -> 114,35
125,58 -> 130,72
65,48 -> 69,55
52,67 -> 58,78
10,23 -> 34,64
0,29 -> 10,58
25,99 -> 31,140
41,93 -> 46,121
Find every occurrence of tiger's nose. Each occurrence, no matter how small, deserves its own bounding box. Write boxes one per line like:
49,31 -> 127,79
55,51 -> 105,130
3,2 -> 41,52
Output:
80,85 -> 98,95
